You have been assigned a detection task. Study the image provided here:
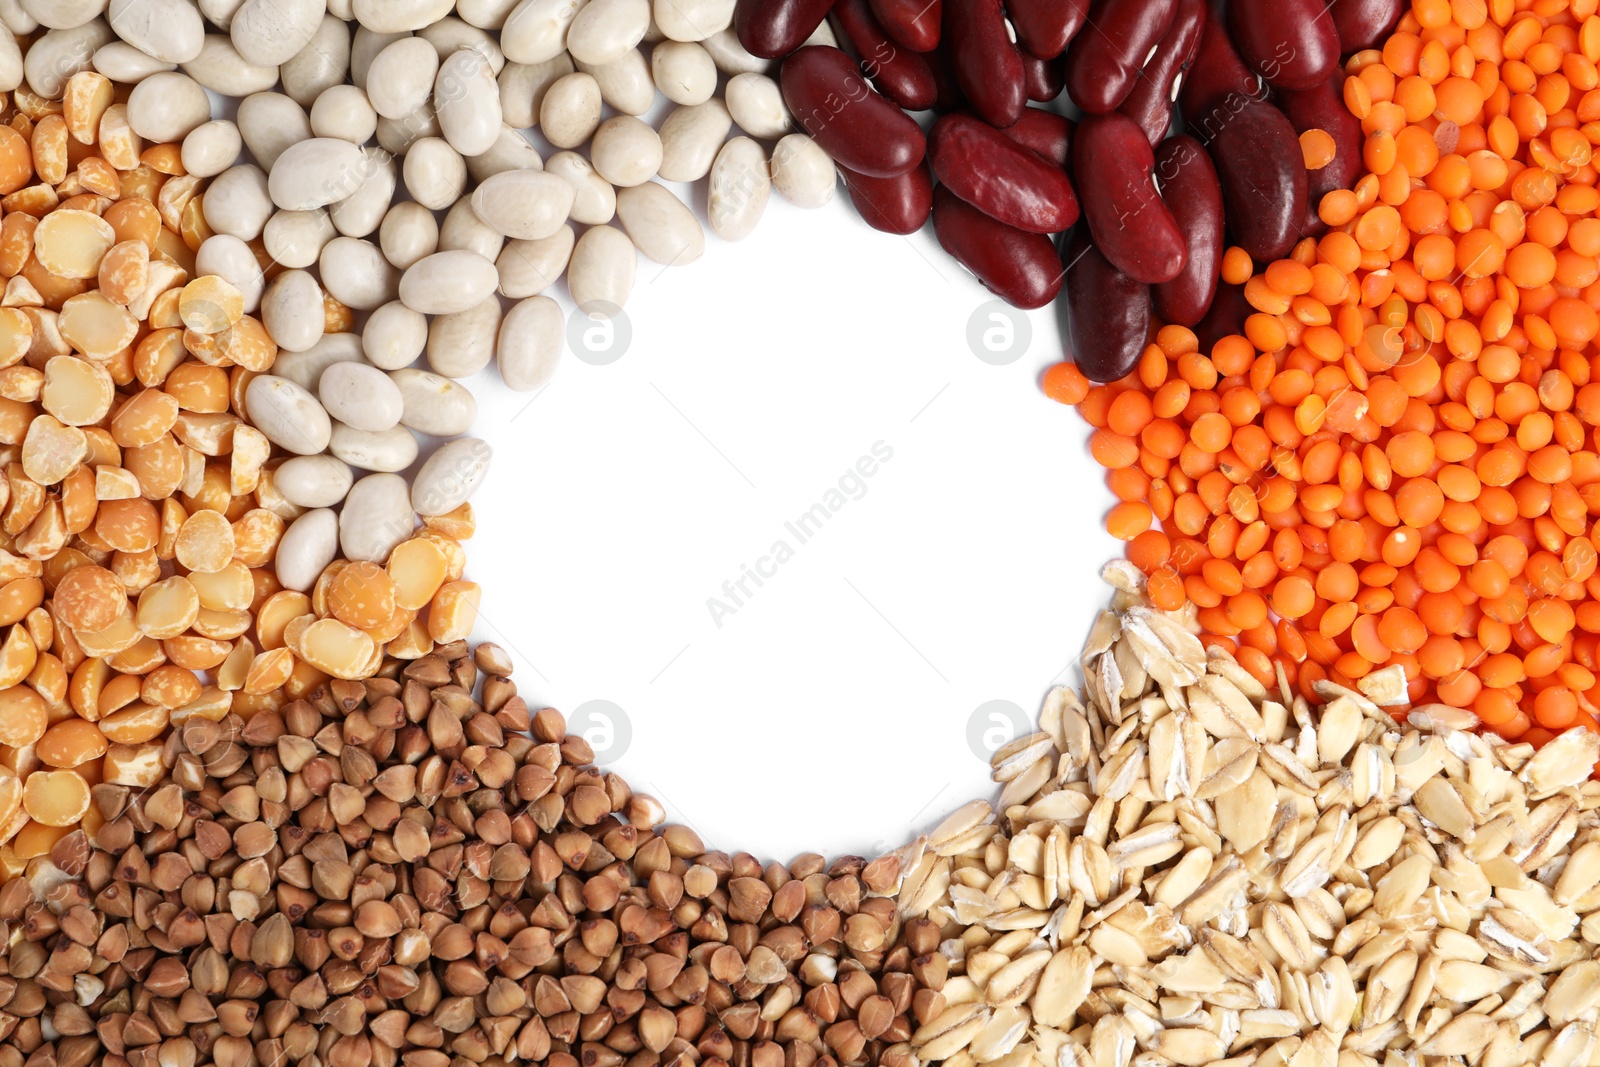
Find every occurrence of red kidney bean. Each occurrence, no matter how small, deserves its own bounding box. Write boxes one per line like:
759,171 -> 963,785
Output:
1177,3 -> 1263,121
993,107 -> 1074,170
1064,0 -> 1177,114
780,47 -> 927,177
1207,97 -> 1307,261
1061,229 -> 1150,383
1072,113 -> 1185,284
829,0 -> 937,110
1151,136 -> 1223,327
1228,0 -> 1340,91
1023,53 -> 1064,102
944,0 -> 1026,128
930,45 -> 967,111
868,0 -> 940,51
933,187 -> 1062,308
841,163 -> 933,233
1118,0 -> 1204,146
1279,73 -> 1364,234
736,0 -> 840,57
1195,280 -> 1250,351
930,114 -> 1078,233
1327,0 -> 1404,52
1005,0 -> 1089,60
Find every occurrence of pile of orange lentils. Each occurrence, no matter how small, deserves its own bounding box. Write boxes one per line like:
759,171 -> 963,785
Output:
1046,0 -> 1600,755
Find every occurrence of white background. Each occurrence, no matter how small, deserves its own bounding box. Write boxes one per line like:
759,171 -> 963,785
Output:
463,190 -> 1114,861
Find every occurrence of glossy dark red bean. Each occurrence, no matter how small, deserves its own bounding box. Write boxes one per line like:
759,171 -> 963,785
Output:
1064,0 -> 1177,114
1326,0 -> 1404,52
933,187 -> 1062,309
944,0 -> 1026,128
829,0 -> 938,110
1005,0 -> 1089,60
1177,2 -> 1263,121
1207,97 -> 1307,261
1195,280 -> 1250,351
1072,113 -> 1185,284
736,0 -> 839,58
841,163 -> 933,233
993,107 -> 1073,170
930,114 -> 1078,233
1061,229 -> 1150,383
1228,0 -> 1340,91
780,47 -> 927,177
930,45 -> 967,111
1117,0 -> 1203,146
868,0 -> 940,51
1151,136 -> 1223,327
1279,73 -> 1364,234
1023,52 -> 1064,102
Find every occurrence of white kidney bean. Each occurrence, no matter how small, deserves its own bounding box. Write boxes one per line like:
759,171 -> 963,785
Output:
181,120 -> 243,178
496,227 -> 574,298
376,103 -> 440,154
378,201 -> 438,269
398,250 -> 499,315
363,301 -> 429,370
195,234 -> 266,313
427,297 -> 500,379
653,0 -> 734,40
230,0 -> 325,66
539,71 -> 601,148
0,28 -> 18,91
708,136 -> 770,241
543,152 -> 614,225
470,169 -> 574,240
616,182 -> 704,265
108,0 -> 202,62
320,361 -> 405,432
566,0 -> 648,64
701,26 -> 769,75
498,297 -> 564,391
275,456 -> 355,509
498,54 -> 572,127
268,138 -> 369,212
281,14 -> 351,104
651,40 -> 715,105
201,164 -> 273,241
21,0 -> 103,29
364,35 -> 436,117
434,47 -> 502,156
278,509 -> 339,591
330,422 -> 418,471
458,0 -> 520,27
391,369 -> 477,436
124,70 -> 209,141
92,41 -> 177,82
246,375 -> 334,456
657,98 -> 731,182
465,126 -> 544,183
237,92 -> 312,170
328,0 -> 352,16
271,331 -> 363,392
771,132 -> 835,208
182,34 -> 279,95
339,473 -> 415,563
198,0 -> 244,29
576,50 -> 652,114
501,0 -> 587,64
402,136 -> 468,210
591,116 -> 662,187
412,437 -> 492,516
801,18 -> 836,45
419,18 -> 504,70
726,72 -> 790,138
568,225 -> 636,314
310,84 -> 378,143
260,270 -> 326,353
264,209 -> 336,269
319,236 -> 400,310
330,150 -> 396,237
0,0 -> 33,33
25,22 -> 111,98
350,25 -> 407,86
439,199 -> 506,261
353,0 -> 452,32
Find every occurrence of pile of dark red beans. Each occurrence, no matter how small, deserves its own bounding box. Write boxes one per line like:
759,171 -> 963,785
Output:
752,0 -> 1405,381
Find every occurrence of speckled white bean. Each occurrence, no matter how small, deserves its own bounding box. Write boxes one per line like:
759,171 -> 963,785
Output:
459,0 -> 520,27
542,152 -> 614,225
245,375 -> 333,456
339,473 -> 415,563
391,369 -> 477,436
701,26 -> 769,74
378,202 -> 438,269
181,120 -> 243,178
281,14 -> 351,104
402,137 -> 468,210
427,297 -> 500,378
539,72 -> 601,148
363,35 -> 436,117
260,270 -> 326,354
201,164 -> 273,241
497,296 -> 563,391
319,236 -> 400,310
469,169 -> 574,240
653,0 -> 734,41
590,116 -> 662,187
566,0 -> 647,64
230,0 -> 325,66
125,71 -> 210,141
329,150 -> 396,237
310,84 -> 378,143
771,132 -> 835,208
92,41 -> 176,82
438,199 -> 506,261
25,22 -> 111,98
708,136 -> 770,241
269,138 -> 369,211
277,509 -> 339,591
271,332 -> 363,392
195,235 -> 266,313
182,34 -> 279,95
320,361 -> 405,432
726,72 -> 789,138
420,19 -> 504,69
398,250 -> 499,315
616,182 -> 704,265
330,423 -> 419,472
274,456 -> 355,509
651,40 -> 715,104
264,209 -> 336,269
576,50 -> 652,114
237,93 -> 311,170
657,99 -> 731,182
498,54 -> 572,127
363,301 -> 429,370
464,125 -> 544,183
434,48 -> 502,156
108,0 -> 202,62
501,0 -> 587,64
412,437 -> 492,517
352,0 -> 453,32
568,225 -> 636,314
496,227 -> 574,298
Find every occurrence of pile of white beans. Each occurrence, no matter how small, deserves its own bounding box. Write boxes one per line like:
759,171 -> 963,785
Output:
2,0 -> 842,530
